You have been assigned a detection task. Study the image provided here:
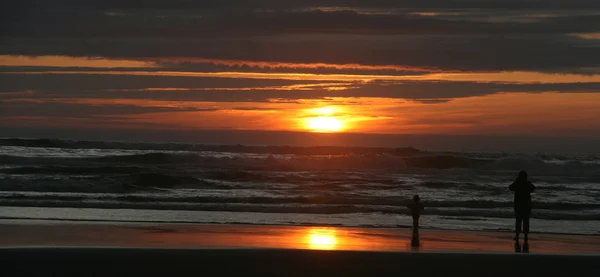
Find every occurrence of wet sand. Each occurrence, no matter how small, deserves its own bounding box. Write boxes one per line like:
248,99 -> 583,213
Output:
1,220 -> 599,276
1,219 -> 599,254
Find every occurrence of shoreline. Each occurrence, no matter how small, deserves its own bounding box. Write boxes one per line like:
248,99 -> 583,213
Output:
1,217 -> 599,237
1,206 -> 598,236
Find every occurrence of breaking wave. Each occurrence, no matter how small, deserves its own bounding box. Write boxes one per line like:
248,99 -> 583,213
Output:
1,196 -> 599,221
2,152 -> 600,172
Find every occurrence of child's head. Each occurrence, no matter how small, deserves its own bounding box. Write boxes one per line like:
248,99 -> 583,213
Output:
413,195 -> 420,202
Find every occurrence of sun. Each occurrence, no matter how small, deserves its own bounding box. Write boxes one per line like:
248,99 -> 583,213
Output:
306,116 -> 343,132
302,106 -> 345,132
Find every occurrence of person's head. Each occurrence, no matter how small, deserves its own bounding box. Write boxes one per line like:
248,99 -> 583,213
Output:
517,170 -> 528,181
413,195 -> 420,202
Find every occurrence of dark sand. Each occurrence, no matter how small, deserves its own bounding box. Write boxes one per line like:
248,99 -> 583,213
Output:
2,248 -> 599,277
1,220 -> 599,276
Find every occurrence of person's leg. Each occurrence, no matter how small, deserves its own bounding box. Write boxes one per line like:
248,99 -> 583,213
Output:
412,216 -> 419,233
514,211 -> 522,240
523,213 -> 530,242
411,216 -> 420,247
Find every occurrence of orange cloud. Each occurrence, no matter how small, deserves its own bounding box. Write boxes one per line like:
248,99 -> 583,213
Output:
0,55 -> 158,68
7,70 -> 600,84
153,57 -> 439,72
570,33 -> 600,40
102,83 -> 355,92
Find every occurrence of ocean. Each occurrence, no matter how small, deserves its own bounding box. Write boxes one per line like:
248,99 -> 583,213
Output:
1,138 -> 599,235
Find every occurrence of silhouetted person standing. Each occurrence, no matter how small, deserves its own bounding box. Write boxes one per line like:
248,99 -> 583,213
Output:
509,170 -> 535,252
407,195 -> 424,247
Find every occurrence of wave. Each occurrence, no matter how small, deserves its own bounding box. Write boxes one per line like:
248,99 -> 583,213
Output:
417,181 -> 600,194
0,138 -> 424,156
1,192 -> 598,210
0,138 -> 65,148
130,173 -> 230,189
0,172 -> 230,193
0,166 -> 144,175
403,155 -> 491,169
485,156 -> 600,171
4,138 -> 600,168
539,184 -> 600,192
4,150 -> 600,172
87,152 -> 413,170
2,165 -> 599,196
3,152 -> 595,171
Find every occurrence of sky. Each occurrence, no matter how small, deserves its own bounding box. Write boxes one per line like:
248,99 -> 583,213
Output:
1,0 -> 600,150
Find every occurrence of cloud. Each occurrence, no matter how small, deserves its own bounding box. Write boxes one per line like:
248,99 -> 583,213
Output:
2,72 -> 600,102
0,95 -> 289,120
154,57 -> 436,74
0,55 -> 158,68
571,32 -> 600,39
0,99 -> 216,117
2,33 -> 600,73
4,69 -> 600,85
0,72 -> 329,92
5,1 -> 600,12
4,9 -> 600,37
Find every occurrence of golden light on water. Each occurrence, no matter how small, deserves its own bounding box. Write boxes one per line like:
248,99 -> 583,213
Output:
307,228 -> 338,250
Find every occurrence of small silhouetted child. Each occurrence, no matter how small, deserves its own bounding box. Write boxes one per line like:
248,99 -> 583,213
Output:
407,195 -> 424,234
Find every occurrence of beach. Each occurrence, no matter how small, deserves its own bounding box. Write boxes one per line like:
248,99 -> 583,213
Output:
1,220 -> 598,276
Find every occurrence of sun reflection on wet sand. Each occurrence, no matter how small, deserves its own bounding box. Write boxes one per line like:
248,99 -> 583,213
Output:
3,224 -> 600,254
306,228 -> 338,250
140,225 -> 405,251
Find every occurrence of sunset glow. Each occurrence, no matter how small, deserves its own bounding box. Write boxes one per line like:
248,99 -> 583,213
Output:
2,1 -> 600,145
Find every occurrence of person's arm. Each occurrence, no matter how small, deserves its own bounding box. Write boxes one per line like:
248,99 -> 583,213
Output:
529,182 -> 536,193
509,181 -> 516,191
